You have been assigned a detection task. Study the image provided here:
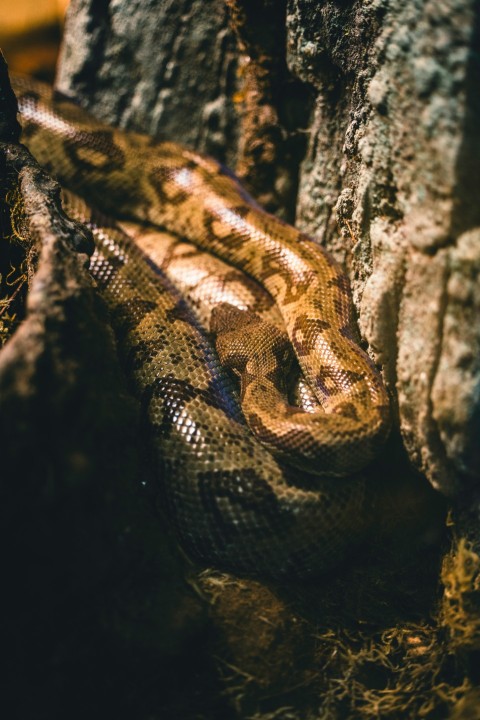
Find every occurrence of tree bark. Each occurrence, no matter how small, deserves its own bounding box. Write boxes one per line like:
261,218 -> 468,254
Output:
0,52 -> 206,718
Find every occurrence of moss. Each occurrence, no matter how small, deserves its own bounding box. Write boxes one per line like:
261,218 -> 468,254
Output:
0,185 -> 30,346
441,540 -> 480,652
197,528 -> 480,719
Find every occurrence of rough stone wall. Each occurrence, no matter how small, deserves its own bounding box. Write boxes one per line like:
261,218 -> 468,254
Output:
286,0 -> 480,497
56,0 -> 239,165
56,0 -> 480,500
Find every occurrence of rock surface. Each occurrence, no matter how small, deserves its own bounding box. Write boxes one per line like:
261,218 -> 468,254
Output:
285,0 -> 480,495
56,0 -> 239,165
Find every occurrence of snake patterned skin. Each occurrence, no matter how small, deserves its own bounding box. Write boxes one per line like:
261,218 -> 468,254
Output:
11,74 -> 390,577
120,219 -> 322,416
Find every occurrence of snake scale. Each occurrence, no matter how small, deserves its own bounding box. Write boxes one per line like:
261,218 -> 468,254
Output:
11,74 -> 390,578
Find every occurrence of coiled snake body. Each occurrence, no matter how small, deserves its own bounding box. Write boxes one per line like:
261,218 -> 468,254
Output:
12,75 -> 390,577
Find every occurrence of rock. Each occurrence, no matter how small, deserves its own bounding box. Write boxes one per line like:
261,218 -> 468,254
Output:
56,0 -> 239,165
286,0 -> 480,495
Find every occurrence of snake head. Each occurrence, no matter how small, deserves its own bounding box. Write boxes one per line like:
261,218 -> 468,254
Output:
210,302 -> 294,389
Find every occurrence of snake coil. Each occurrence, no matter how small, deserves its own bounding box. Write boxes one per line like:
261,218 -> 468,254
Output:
12,75 -> 390,577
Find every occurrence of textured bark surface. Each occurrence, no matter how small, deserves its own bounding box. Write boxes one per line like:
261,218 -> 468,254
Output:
57,0 -> 480,500
0,55 -> 207,718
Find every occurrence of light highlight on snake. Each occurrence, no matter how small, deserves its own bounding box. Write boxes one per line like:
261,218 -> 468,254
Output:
12,74 -> 390,577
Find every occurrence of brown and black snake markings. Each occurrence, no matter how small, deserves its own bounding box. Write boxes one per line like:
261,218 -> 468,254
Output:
12,74 -> 391,578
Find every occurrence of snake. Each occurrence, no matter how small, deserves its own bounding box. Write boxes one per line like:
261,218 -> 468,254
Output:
10,74 -> 390,578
